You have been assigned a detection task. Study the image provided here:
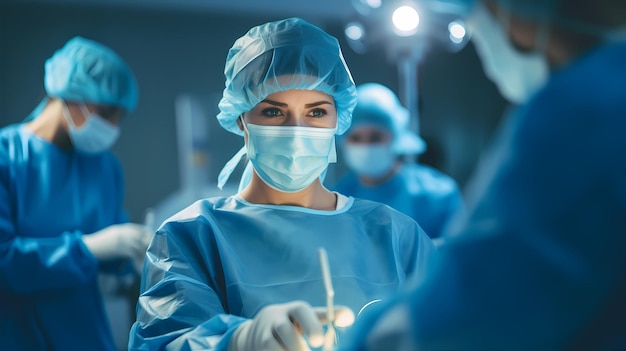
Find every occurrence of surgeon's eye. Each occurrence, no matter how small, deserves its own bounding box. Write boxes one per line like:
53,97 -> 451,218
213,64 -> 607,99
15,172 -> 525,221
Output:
369,133 -> 387,143
309,108 -> 327,118
262,108 -> 283,118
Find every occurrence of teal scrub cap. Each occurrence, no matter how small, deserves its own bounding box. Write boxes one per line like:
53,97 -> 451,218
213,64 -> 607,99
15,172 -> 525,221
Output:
345,83 -> 426,155
44,36 -> 138,112
217,17 -> 357,136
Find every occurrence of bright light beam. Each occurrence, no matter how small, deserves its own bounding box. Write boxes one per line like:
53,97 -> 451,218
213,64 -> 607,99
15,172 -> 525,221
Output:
365,0 -> 382,8
392,5 -> 420,35
345,22 -> 365,41
449,21 -> 466,40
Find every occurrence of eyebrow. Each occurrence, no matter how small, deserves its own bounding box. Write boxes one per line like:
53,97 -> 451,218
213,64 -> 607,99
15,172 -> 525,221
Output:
305,101 -> 334,108
260,99 -> 334,108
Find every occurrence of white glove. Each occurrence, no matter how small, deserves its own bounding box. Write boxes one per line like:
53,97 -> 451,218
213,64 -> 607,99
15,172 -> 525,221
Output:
228,301 -> 355,351
82,223 -> 152,271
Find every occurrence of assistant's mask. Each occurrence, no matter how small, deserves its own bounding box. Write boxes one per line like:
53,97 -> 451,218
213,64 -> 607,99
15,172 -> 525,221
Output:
343,144 -> 396,179
242,120 -> 337,193
63,102 -> 120,154
469,2 -> 550,104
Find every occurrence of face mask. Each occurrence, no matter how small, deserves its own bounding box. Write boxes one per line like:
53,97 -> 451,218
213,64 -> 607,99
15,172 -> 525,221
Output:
243,121 -> 337,193
63,103 -> 120,154
343,144 -> 396,179
469,2 -> 550,104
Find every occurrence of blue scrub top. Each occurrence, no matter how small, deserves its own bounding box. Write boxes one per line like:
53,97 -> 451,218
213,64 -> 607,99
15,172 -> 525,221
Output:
342,42 -> 626,350
0,124 -> 128,350
129,195 -> 437,350
334,163 -> 464,239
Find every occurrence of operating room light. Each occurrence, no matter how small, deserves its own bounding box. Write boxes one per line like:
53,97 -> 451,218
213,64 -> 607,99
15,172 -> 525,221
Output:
392,6 -> 420,35
448,21 -> 466,43
345,22 -> 365,41
365,0 -> 382,8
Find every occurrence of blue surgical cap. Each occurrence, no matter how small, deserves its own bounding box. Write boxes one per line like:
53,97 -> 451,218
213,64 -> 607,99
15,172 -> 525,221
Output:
44,36 -> 138,112
217,17 -> 357,136
345,83 -> 426,155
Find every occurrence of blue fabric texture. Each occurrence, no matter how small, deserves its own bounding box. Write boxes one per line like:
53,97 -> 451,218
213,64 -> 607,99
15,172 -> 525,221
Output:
334,163 -> 464,239
342,42 -> 626,350
0,124 -> 130,350
129,195 -> 437,350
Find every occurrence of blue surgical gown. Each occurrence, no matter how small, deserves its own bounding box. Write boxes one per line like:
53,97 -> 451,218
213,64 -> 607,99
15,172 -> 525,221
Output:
342,42 -> 626,350
129,195 -> 437,350
0,124 -> 128,351
333,163 -> 464,239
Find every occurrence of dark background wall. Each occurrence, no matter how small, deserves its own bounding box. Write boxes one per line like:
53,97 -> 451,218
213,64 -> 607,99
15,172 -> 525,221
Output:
0,2 -> 509,223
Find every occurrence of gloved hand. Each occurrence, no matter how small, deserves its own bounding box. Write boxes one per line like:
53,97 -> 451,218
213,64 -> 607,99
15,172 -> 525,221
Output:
228,301 -> 355,351
82,223 -> 152,272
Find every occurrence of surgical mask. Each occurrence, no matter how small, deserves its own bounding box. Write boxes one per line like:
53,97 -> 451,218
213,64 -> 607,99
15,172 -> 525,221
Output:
469,2 -> 550,104
63,102 -> 120,154
243,121 -> 337,193
343,144 -> 396,179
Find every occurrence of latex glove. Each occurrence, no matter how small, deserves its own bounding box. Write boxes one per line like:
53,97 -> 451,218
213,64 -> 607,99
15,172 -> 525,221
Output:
228,301 -> 355,351
83,223 -> 152,268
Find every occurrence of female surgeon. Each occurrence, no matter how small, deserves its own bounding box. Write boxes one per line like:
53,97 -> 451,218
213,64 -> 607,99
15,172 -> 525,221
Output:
129,17 -> 437,351
0,37 -> 151,350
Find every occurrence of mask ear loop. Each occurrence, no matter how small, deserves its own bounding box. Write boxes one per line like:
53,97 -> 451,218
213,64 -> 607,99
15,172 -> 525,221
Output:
217,115 -> 250,190
239,115 -> 250,136
62,101 -> 79,129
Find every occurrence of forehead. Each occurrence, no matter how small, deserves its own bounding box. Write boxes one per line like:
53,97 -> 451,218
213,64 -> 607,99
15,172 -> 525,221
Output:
262,89 -> 334,104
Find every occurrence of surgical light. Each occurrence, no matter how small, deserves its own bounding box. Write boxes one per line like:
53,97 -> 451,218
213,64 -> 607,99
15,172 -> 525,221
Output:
345,22 -> 365,41
448,21 -> 466,43
352,0 -> 382,16
392,5 -> 420,35
365,0 -> 382,9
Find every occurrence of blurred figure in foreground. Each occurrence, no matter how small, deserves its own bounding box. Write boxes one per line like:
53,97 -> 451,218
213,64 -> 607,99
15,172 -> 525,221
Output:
0,36 -> 151,350
340,0 -> 626,349
333,83 -> 464,239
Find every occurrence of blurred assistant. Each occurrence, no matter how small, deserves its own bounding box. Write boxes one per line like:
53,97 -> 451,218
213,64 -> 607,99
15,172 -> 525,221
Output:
129,17 -> 438,351
0,36 -> 151,350
333,83 -> 464,239
340,0 -> 626,349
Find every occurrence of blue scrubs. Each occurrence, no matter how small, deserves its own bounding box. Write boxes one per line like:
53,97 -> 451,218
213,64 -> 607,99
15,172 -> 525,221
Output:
129,195 -> 437,350
0,124 -> 128,350
334,163 -> 464,239
343,42 -> 626,350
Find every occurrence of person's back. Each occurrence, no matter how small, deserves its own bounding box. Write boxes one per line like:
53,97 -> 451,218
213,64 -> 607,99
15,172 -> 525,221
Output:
334,83 -> 463,238
339,0 -> 626,349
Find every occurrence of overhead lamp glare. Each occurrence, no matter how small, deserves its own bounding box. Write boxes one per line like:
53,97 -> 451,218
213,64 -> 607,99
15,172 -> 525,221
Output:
392,6 -> 420,35
345,22 -> 365,41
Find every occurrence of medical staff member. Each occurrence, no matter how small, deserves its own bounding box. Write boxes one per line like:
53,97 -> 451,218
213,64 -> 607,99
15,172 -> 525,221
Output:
129,17 -> 438,351
0,36 -> 151,350
333,83 -> 464,239
339,0 -> 626,349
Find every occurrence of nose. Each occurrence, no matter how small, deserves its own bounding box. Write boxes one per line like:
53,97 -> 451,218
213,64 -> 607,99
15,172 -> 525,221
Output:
284,112 -> 308,127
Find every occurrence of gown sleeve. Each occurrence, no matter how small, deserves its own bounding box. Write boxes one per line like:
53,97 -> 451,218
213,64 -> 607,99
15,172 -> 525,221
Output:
129,216 -> 247,351
0,140 -> 99,294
